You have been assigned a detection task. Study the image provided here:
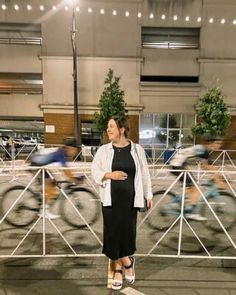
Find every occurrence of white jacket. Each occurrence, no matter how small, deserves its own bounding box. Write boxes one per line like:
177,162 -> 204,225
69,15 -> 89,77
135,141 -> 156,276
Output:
91,140 -> 153,207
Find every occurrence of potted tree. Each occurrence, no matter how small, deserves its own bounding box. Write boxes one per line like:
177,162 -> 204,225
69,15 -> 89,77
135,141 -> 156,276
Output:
94,69 -> 128,143
192,86 -> 231,140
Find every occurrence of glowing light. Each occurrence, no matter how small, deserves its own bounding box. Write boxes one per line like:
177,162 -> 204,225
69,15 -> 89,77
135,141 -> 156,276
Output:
64,6 -> 68,11
173,15 -> 178,21
221,18 -> 226,24
197,17 -> 201,22
14,4 -> 19,10
233,19 -> 236,25
88,7 -> 92,13
125,11 -> 130,17
185,16 -> 190,22
137,12 -> 142,18
100,8 -> 105,14
112,10 -> 117,16
149,13 -> 154,19
209,18 -> 214,23
161,14 -> 166,20
27,4 -> 32,11
40,5 -> 44,11
52,5 -> 57,10
76,7 -> 80,12
1,4 -> 7,10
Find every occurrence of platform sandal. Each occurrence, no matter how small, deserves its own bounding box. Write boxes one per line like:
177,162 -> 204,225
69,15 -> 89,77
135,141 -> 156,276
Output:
124,256 -> 135,284
112,269 -> 123,290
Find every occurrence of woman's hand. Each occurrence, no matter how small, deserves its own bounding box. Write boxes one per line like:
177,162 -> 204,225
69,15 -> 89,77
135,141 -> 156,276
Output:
104,171 -> 128,181
147,199 -> 153,210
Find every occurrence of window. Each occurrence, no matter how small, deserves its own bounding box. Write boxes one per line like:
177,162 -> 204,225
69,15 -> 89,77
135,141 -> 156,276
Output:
0,23 -> 42,45
142,27 -> 200,49
81,122 -> 100,146
0,73 -> 42,94
139,113 -> 195,149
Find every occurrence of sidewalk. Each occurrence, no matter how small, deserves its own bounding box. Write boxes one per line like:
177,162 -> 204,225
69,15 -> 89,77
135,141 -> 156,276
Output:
0,256 -> 236,295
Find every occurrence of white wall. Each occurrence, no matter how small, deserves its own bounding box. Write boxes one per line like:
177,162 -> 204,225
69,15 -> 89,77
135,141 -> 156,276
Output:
42,56 -> 141,107
0,94 -> 42,117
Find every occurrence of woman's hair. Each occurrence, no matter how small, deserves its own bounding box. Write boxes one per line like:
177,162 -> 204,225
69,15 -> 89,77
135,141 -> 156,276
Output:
109,116 -> 129,138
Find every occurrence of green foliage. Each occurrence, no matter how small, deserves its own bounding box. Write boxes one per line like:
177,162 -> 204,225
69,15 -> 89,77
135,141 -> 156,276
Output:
94,69 -> 128,134
192,86 -> 231,138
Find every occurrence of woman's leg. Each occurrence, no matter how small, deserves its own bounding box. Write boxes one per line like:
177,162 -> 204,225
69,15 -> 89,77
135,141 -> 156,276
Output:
120,256 -> 135,279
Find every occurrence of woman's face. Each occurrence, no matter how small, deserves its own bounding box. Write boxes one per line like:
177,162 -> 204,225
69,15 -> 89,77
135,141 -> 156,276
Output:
107,119 -> 123,142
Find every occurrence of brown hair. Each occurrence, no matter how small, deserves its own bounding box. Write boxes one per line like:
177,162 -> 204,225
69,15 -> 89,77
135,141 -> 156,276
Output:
109,116 -> 129,138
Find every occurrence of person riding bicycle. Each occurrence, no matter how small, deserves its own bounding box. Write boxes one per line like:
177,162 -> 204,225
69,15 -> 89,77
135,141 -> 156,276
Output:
169,137 -> 223,221
30,137 -> 79,219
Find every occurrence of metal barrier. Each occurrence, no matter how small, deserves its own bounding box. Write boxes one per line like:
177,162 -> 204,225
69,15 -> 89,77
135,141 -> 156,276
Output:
1,166 -> 236,259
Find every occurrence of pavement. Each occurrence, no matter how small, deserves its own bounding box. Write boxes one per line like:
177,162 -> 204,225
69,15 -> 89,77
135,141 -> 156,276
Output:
0,256 -> 236,295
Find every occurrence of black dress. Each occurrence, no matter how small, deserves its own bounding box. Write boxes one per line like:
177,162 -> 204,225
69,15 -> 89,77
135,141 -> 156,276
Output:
102,143 -> 137,260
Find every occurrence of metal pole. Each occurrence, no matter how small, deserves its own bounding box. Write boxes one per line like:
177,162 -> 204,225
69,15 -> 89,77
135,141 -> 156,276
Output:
71,6 -> 79,145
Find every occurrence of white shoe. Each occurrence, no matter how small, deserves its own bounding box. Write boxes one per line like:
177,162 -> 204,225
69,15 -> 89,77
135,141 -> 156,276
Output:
38,209 -> 60,219
185,213 -> 207,221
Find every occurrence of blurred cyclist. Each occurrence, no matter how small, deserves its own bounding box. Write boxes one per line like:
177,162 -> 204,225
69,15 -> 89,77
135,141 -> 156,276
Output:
30,138 -> 79,219
170,137 -> 224,221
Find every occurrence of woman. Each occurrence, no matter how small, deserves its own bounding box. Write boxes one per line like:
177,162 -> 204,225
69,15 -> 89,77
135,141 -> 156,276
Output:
91,116 -> 153,290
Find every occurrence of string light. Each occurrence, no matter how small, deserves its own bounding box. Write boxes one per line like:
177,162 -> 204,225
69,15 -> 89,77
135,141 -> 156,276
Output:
1,4 -> 236,28
149,13 -> 154,19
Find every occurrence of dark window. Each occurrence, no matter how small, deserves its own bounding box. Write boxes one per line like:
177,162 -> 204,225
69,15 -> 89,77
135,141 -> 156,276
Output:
142,27 -> 200,49
0,23 -> 42,45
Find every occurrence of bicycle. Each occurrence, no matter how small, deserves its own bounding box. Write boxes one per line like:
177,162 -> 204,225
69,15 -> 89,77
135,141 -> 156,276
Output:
0,176 -> 101,229
147,180 -> 236,232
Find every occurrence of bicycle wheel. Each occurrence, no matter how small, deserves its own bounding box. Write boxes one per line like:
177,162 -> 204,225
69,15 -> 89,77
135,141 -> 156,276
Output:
0,186 -> 40,227
147,190 -> 180,231
200,191 -> 236,232
60,187 -> 100,228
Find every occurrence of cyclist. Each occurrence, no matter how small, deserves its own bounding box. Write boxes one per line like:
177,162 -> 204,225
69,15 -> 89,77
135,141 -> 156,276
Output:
169,137 -> 223,221
30,137 -> 79,219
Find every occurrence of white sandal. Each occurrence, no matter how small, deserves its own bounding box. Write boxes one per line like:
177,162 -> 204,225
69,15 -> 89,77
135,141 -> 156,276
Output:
112,269 -> 123,290
124,256 -> 135,284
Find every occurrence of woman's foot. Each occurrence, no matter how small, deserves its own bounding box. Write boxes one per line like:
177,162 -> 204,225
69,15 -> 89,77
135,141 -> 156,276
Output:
124,256 -> 135,284
112,269 -> 123,290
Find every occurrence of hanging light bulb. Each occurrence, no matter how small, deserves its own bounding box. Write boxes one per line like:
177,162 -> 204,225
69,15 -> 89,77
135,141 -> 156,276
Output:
173,15 -> 178,21
137,12 -> 142,18
149,13 -> 154,19
112,10 -> 117,16
125,11 -> 130,17
100,8 -> 105,14
185,16 -> 190,22
161,14 -> 166,20
1,4 -> 7,10
40,5 -> 44,11
221,18 -> 226,24
209,18 -> 214,23
27,4 -> 32,11
14,4 -> 19,10
197,17 -> 201,22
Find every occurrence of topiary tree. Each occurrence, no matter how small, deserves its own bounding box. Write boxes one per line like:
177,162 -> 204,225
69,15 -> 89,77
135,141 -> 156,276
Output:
94,69 -> 128,138
192,86 -> 231,138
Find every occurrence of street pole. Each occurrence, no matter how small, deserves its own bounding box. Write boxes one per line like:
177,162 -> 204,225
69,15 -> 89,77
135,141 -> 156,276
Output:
71,5 -> 79,145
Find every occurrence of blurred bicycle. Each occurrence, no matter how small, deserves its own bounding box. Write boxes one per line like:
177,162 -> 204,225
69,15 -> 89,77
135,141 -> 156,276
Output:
0,176 -> 100,229
147,178 -> 236,232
